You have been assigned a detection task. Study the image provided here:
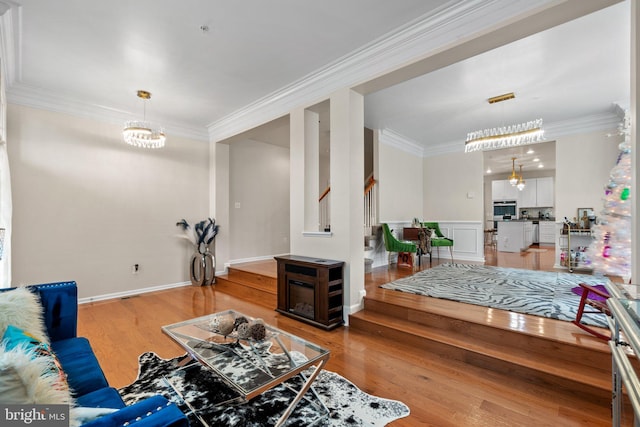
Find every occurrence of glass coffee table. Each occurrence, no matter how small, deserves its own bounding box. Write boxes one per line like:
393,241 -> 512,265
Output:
162,310 -> 330,426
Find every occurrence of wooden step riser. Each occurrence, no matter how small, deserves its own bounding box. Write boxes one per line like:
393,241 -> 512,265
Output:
226,268 -> 277,294
215,277 -> 277,309
363,299 -> 610,371
349,315 -> 611,394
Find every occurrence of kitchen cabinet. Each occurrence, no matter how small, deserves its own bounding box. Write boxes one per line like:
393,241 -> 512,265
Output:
536,177 -> 554,207
492,179 -> 519,201
517,179 -> 537,207
515,177 -> 555,208
497,221 -> 532,252
538,222 -> 555,245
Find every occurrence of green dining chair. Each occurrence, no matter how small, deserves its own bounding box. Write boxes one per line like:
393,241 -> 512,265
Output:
422,222 -> 453,262
381,223 -> 417,269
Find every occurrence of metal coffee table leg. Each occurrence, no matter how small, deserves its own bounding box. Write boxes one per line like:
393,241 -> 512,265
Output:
274,358 -> 329,427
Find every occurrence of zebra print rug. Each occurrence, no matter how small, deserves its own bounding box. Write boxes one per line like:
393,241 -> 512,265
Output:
380,263 -> 609,327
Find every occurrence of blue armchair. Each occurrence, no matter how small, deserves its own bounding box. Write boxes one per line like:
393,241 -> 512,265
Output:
0,282 -> 188,427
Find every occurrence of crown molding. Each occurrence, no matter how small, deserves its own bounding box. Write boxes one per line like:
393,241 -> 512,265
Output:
7,82 -> 209,141
544,111 -> 621,139
421,140 -> 464,158
207,0 -> 555,142
378,128 -> 423,157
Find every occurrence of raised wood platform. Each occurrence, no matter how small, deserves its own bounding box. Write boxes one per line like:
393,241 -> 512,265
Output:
219,257 -> 622,403
350,285 -> 614,398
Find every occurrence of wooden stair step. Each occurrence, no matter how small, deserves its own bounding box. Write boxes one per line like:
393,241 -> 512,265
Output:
362,299 -> 611,371
349,309 -> 611,391
226,267 -> 277,294
214,274 -> 276,309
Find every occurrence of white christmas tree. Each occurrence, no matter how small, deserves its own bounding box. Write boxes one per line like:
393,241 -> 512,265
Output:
585,110 -> 632,279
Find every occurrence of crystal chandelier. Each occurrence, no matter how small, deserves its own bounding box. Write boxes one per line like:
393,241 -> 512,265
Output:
508,157 -> 519,186
464,118 -> 544,153
123,90 -> 165,149
516,164 -> 526,191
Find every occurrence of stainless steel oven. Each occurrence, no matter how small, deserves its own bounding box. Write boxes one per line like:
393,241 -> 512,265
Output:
493,201 -> 517,220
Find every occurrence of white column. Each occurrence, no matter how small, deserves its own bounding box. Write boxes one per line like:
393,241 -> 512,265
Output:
304,110 -> 319,230
329,88 -> 365,316
210,141 -> 230,274
290,108 -> 306,243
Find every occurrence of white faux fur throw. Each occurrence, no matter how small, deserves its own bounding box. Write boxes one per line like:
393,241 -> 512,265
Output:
0,343 -> 73,404
0,287 -> 49,344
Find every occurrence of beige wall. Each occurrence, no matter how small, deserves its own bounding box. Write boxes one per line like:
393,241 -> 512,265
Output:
8,105 -> 210,299
555,129 -> 620,222
228,138 -> 290,260
423,151 -> 484,221
378,141 -> 423,222
290,89 -> 365,315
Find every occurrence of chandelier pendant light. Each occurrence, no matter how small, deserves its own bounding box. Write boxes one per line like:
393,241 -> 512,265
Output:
508,157 -> 519,186
123,90 -> 166,149
465,118 -> 544,153
516,164 -> 526,191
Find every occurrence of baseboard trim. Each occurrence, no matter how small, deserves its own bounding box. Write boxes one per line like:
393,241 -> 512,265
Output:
78,281 -> 190,304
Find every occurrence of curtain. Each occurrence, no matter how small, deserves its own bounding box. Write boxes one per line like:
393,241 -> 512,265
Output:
0,54 -> 9,287
0,138 -> 10,288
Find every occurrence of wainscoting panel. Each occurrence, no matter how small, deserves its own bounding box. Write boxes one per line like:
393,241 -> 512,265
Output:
439,221 -> 484,263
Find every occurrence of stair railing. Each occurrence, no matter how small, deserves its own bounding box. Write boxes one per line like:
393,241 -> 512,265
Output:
317,175 -> 377,233
364,175 -> 377,231
319,186 -> 331,231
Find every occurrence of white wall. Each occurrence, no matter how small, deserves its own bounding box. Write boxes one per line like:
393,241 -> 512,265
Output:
555,129 -> 620,222
8,105 -> 210,299
423,151 -> 484,221
290,89 -> 364,317
378,140 -> 423,221
228,138 -> 290,260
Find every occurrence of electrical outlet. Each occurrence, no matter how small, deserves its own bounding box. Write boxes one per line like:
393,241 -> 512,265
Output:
132,264 -> 139,274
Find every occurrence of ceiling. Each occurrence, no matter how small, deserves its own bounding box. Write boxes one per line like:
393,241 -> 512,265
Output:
2,0 -> 631,173
365,1 -> 630,175
8,0 -> 448,136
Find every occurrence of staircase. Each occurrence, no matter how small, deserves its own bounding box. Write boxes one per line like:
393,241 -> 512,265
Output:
349,289 -> 618,401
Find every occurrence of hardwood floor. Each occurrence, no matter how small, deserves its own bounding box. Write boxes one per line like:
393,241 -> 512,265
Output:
78,246 -> 630,426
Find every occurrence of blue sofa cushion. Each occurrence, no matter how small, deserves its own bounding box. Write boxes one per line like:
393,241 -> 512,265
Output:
51,337 -> 109,397
81,395 -> 189,427
75,387 -> 125,409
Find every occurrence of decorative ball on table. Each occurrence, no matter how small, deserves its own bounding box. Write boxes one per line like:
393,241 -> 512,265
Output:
211,316 -> 235,337
236,322 -> 252,339
234,316 -> 249,330
250,322 -> 266,341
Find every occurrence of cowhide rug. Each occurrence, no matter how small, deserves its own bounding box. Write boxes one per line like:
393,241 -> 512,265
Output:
119,352 -> 410,427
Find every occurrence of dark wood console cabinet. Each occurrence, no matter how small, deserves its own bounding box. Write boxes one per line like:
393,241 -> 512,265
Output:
274,255 -> 344,330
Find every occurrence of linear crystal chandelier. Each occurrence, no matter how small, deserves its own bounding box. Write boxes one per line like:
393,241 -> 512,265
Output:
123,90 -> 166,149
464,118 -> 544,153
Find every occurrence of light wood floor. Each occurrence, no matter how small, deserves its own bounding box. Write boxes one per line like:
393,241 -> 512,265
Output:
78,246 -> 629,426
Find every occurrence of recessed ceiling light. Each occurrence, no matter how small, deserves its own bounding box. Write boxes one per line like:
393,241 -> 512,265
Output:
533,157 -> 540,162
527,148 -> 535,154
486,168 -> 492,174
538,163 -> 544,168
